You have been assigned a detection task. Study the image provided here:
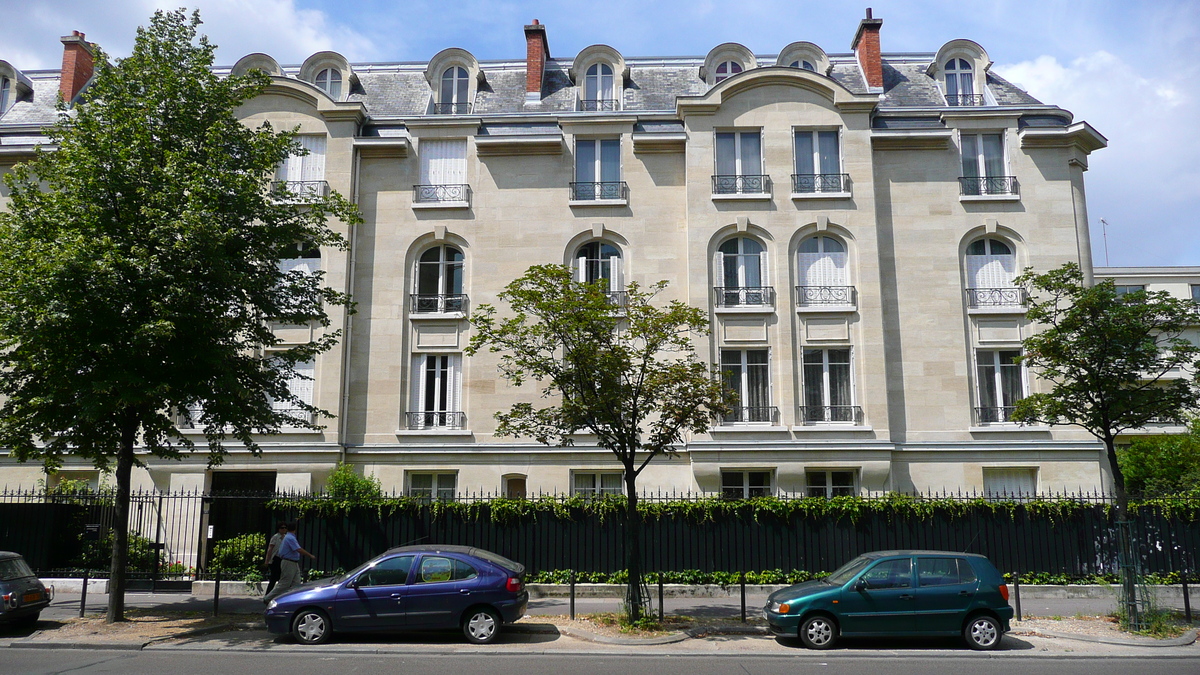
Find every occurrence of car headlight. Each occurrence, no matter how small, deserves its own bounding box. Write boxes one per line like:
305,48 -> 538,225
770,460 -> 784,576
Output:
266,600 -> 278,610
768,601 -> 792,614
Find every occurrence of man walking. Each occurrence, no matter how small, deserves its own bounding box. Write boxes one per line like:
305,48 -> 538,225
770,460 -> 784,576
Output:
263,522 -> 315,604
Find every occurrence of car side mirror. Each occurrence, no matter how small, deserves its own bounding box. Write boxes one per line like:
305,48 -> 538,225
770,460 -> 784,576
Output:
854,578 -> 868,592
345,576 -> 360,589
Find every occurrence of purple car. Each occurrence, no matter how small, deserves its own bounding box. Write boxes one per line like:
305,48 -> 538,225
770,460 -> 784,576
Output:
264,545 -> 528,645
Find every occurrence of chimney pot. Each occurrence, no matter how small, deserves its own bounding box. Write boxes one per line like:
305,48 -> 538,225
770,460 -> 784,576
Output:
59,31 -> 95,104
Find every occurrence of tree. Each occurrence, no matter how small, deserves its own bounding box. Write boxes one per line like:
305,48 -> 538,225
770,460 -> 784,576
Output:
0,10 -> 359,622
1011,262 -> 1200,621
467,265 -> 728,621
1117,419 -> 1200,498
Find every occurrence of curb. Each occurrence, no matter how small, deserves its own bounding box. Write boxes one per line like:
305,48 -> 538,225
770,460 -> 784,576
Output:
542,622 -> 768,646
1025,628 -> 1197,648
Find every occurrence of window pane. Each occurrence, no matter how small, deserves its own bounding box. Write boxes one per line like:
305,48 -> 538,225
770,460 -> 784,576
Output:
829,357 -> 852,407
440,70 -> 455,103
574,473 -> 595,494
999,351 -> 1023,407
818,131 -> 839,173
746,350 -> 769,410
361,555 -> 414,587
600,139 -> 621,182
600,473 -> 623,494
715,133 -> 736,175
748,471 -> 771,497
739,132 -> 761,175
576,140 -> 597,182
451,559 -> 478,581
418,557 -> 453,583
794,132 -> 814,175
831,471 -> 855,496
418,260 -> 441,295
982,134 -> 1004,177
918,558 -> 959,587
961,135 -> 979,177
862,558 -> 911,589
958,71 -> 973,96
977,352 -> 998,409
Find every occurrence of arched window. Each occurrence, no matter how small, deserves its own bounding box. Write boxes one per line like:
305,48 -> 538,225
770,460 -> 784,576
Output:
789,60 -> 816,71
279,241 -> 320,275
315,68 -> 342,99
0,77 -> 10,113
414,245 -> 465,313
966,238 -> 1021,307
797,236 -> 852,306
439,67 -> 469,114
714,60 -> 743,83
944,59 -> 974,106
574,241 -> 624,304
583,63 -> 616,110
716,237 -> 770,307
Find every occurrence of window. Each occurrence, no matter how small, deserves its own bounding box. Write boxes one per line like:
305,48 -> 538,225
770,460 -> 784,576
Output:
714,60 -> 742,83
413,245 -> 464,313
806,470 -> 856,498
861,558 -> 912,589
416,139 -> 468,203
574,241 -> 624,298
983,467 -> 1037,498
944,59 -> 976,106
315,68 -> 342,99
409,472 -> 456,500
796,236 -> 851,306
268,358 -> 314,425
976,350 -> 1024,424
802,349 -> 856,423
409,354 -> 462,429
714,131 -> 765,194
279,241 -> 321,275
582,63 -> 617,110
573,472 -> 623,497
572,138 -> 623,200
721,349 -> 774,423
793,130 -> 843,193
1114,284 -> 1146,297
965,237 -> 1021,306
274,136 -> 327,199
789,60 -> 816,71
438,67 -> 470,114
1191,285 -> 1200,303
0,77 -> 10,113
358,555 -> 414,587
415,556 -> 477,583
917,557 -> 976,587
721,470 -> 772,498
960,133 -> 1015,196
505,476 -> 527,499
716,237 -> 770,307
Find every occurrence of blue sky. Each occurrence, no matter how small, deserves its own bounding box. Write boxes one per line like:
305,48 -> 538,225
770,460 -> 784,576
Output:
2,0 -> 1198,267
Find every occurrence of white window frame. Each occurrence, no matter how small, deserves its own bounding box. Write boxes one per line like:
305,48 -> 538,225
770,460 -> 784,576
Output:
801,347 -> 855,422
965,238 -> 1016,290
720,348 -> 773,424
574,241 -> 624,293
960,132 -> 1007,179
975,349 -> 1026,424
720,470 -> 774,498
573,138 -> 622,199
793,128 -> 843,177
714,130 -> 763,178
583,63 -> 616,106
805,469 -> 858,498
943,58 -> 974,102
267,356 -> 315,427
408,472 -> 457,500
418,138 -> 468,186
572,471 -> 624,497
789,60 -> 816,71
413,245 -> 464,313
796,235 -> 849,289
714,60 -> 743,83
315,68 -> 342,99
440,66 -> 469,108
410,353 -> 463,427
0,77 -> 10,113
982,467 -> 1037,500
716,237 -> 768,289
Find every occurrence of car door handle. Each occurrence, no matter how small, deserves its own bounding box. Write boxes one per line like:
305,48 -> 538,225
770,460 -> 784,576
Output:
959,591 -> 971,597
390,593 -> 403,598
899,594 -> 913,600
459,589 -> 471,595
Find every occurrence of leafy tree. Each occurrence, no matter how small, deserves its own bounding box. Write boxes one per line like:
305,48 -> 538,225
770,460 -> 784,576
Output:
1117,420 -> 1200,498
467,265 -> 728,621
0,10 -> 359,621
1011,262 -> 1200,620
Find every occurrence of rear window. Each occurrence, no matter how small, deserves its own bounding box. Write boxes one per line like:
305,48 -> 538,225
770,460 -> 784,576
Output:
0,557 -> 34,581
471,549 -> 523,574
918,557 -> 977,586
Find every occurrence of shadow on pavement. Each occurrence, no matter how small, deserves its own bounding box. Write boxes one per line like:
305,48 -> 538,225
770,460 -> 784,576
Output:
772,634 -> 1035,651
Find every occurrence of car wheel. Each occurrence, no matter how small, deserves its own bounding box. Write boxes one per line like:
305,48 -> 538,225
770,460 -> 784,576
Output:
291,608 -> 332,645
799,615 -> 837,650
964,614 -> 1002,650
462,607 -> 500,644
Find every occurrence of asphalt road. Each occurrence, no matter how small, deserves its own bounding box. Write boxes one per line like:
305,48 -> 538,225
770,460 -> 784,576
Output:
1,650 -> 1198,675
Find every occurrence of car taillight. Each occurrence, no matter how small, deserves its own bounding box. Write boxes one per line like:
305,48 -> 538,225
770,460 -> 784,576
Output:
506,577 -> 523,593
999,584 -> 1009,602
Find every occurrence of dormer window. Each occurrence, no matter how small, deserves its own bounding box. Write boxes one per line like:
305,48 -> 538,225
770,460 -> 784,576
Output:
582,63 -> 617,111
790,60 -> 816,71
944,59 -> 978,106
0,77 -> 10,113
439,67 -> 470,114
316,68 -> 342,99
714,61 -> 743,83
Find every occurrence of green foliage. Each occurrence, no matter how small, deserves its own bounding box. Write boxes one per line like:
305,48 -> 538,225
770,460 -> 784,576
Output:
527,569 -> 1186,586
324,463 -> 383,504
1117,421 -> 1200,498
208,532 -> 266,577
73,530 -> 157,572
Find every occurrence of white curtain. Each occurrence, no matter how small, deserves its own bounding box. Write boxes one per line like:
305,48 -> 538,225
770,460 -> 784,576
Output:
797,252 -> 847,286
967,254 -> 1015,289
278,257 -> 319,276
274,359 -> 314,413
420,139 -> 467,185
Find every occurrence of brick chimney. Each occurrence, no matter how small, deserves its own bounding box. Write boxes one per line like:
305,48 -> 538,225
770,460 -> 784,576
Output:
524,19 -> 549,104
851,8 -> 884,92
59,31 -> 94,104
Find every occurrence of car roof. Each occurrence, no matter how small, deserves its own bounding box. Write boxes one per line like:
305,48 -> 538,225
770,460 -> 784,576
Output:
384,544 -> 478,556
862,550 -> 988,559
0,551 -> 24,560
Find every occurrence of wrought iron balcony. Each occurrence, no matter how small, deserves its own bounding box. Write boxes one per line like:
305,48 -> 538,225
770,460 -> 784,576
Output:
411,293 -> 468,314
578,98 -> 619,111
432,102 -> 471,115
271,180 -> 329,201
974,406 -> 1018,425
605,290 -> 629,308
959,176 -> 1019,196
721,406 -> 780,425
712,174 -> 771,195
965,287 -> 1028,308
791,173 -> 850,194
796,286 -> 856,307
413,184 -> 471,204
714,286 -> 776,308
406,411 -> 466,430
569,181 -> 629,201
946,94 -> 986,107
797,405 -> 865,425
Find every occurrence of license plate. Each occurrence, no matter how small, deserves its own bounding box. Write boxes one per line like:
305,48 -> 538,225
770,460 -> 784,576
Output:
22,592 -> 41,603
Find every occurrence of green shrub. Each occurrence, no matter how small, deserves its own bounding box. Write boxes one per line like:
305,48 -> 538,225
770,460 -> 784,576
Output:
72,530 -> 157,572
325,463 -> 383,503
209,532 -> 266,577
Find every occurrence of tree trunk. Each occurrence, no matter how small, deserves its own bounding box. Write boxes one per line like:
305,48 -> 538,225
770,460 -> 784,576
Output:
1104,434 -> 1138,625
106,418 -> 138,623
624,469 -> 642,623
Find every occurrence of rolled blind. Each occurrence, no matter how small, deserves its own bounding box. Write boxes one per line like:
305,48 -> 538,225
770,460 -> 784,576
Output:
420,139 -> 467,185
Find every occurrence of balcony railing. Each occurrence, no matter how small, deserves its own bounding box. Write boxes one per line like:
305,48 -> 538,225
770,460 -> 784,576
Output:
178,408 -> 316,429
796,286 -> 856,307
721,406 -> 780,425
605,290 -> 629,308
946,94 -> 986,107
432,102 -> 471,115
414,184 -> 471,204
959,176 -> 1019,196
965,287 -> 1028,308
714,286 -> 776,308
797,405 -> 864,425
411,293 -> 468,314
406,411 -> 466,430
271,180 -> 329,201
712,174 -> 771,195
578,99 -> 619,111
974,406 -> 1018,425
791,173 -> 850,194
570,181 -> 629,201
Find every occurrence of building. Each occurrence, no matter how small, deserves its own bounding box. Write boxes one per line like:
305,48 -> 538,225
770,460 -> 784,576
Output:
5,11 -> 1171,501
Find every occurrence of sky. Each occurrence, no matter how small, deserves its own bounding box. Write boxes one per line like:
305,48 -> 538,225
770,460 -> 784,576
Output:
1,0 -> 1197,268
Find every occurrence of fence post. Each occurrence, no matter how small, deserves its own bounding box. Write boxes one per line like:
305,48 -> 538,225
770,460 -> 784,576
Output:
658,576 -> 664,622
213,569 -> 221,617
740,571 -> 746,623
569,570 -> 575,621
1183,575 -> 1191,624
78,566 -> 88,614
1012,574 -> 1022,621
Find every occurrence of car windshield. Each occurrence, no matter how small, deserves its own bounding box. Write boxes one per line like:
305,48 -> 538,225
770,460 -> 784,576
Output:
824,556 -> 872,585
0,557 -> 34,581
331,559 -> 377,585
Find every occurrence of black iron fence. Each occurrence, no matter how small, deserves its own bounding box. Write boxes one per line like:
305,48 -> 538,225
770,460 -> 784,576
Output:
959,176 -> 1019,196
569,181 -> 628,201
791,173 -> 850,194
965,287 -> 1027,308
410,293 -> 468,314
795,286 -> 856,307
413,184 -> 471,204
712,174 -> 771,195
3,489 -> 1196,582
714,286 -> 776,308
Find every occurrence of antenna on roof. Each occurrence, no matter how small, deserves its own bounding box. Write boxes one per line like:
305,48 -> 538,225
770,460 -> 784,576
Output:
1099,218 -> 1110,266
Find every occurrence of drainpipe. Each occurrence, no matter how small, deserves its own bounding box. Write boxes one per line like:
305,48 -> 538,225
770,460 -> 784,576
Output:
337,146 -> 362,467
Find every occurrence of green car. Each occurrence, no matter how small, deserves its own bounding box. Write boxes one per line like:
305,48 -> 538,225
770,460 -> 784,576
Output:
764,550 -> 1013,650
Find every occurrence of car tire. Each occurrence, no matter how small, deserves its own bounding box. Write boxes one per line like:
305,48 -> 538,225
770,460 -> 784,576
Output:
291,608 -> 332,645
963,614 -> 1002,650
798,615 -> 837,650
462,607 -> 501,644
